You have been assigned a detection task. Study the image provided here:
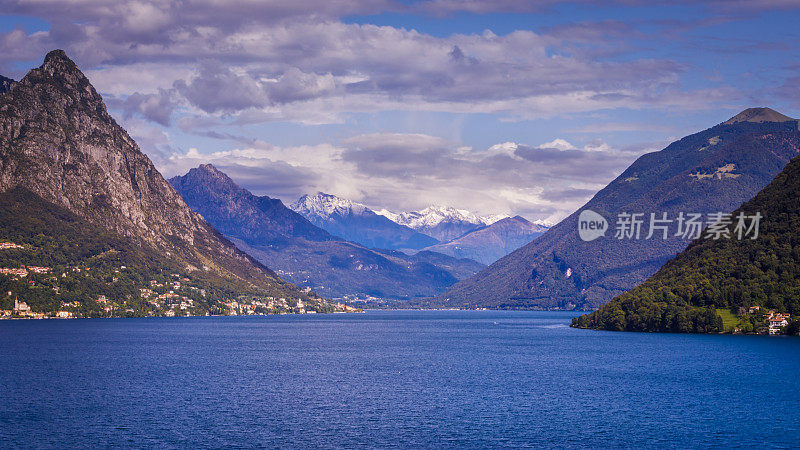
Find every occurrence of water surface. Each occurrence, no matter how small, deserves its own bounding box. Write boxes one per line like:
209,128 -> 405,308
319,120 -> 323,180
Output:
1,310 -> 798,448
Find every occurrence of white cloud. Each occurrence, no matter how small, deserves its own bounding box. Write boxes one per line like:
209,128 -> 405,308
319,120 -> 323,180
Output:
140,132 -> 648,223
0,4 -> 721,123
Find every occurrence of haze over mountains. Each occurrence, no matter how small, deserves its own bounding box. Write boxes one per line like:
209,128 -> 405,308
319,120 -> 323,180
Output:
171,166 -> 485,299
0,50 -> 342,316
438,108 -> 800,310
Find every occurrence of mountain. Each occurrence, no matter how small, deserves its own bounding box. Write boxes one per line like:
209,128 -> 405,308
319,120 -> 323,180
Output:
723,107 -> 795,125
290,193 -> 438,251
436,108 -> 800,310
170,164 -> 333,246
0,75 -> 14,94
378,206 -> 508,242
0,50 -> 343,317
171,166 -> 484,299
573,150 -> 800,334
422,216 -> 549,265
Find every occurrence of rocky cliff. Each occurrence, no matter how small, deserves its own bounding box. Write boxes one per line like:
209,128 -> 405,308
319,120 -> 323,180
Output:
0,50 -> 308,299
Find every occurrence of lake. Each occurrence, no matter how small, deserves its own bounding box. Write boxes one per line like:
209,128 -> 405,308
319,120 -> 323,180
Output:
1,310 -> 798,448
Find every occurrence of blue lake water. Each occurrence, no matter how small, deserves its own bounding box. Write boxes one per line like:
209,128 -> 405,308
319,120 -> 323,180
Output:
1,310 -> 799,448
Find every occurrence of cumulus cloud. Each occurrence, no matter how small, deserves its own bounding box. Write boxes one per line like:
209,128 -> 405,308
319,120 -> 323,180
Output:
414,0 -> 800,15
1,0 -> 785,222
121,88 -> 177,125
174,62 -> 267,113
145,131 -> 643,223
0,1 -> 713,121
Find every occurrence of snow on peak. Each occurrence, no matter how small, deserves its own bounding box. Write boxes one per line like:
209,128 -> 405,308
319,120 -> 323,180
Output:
290,192 -> 370,219
482,214 -> 511,225
375,209 -> 399,223
377,205 -> 508,229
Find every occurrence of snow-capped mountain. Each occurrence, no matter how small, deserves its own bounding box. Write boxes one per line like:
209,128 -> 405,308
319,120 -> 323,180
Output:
290,193 -> 438,251
292,192 -> 370,219
171,172 -> 484,299
377,206 -> 509,242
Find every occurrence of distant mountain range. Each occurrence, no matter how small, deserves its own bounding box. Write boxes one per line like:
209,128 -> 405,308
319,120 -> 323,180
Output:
574,143 -> 800,334
291,193 -> 550,265
171,166 -> 485,299
437,108 -> 800,310
0,50 -> 344,317
377,206 -> 510,242
290,193 -> 438,251
421,216 -> 549,265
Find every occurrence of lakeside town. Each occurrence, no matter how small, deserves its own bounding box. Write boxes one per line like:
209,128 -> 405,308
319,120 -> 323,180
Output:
0,240 -> 792,332
1,241 -> 359,319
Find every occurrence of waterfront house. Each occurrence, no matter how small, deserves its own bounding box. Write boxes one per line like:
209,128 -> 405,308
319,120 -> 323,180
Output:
767,312 -> 790,335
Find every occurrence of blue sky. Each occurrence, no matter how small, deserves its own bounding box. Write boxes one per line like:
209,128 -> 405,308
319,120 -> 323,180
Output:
1,0 -> 799,222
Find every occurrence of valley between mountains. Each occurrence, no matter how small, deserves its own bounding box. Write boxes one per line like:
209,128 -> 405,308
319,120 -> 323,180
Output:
2,50 -> 800,335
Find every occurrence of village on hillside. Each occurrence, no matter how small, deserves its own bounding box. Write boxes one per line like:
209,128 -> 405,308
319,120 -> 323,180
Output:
1,241 -> 358,319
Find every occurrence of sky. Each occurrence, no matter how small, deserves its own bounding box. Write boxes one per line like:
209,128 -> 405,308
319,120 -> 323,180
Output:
2,0 -> 800,223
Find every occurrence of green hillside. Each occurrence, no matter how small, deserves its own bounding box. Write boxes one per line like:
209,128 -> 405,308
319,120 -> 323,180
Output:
0,187 -> 338,317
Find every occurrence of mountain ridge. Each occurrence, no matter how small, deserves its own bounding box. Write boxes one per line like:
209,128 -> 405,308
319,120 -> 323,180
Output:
421,216 -> 549,265
0,49 -> 330,313
436,109 -> 800,310
723,107 -> 795,125
170,165 -> 333,245
574,149 -> 800,334
171,166 -> 485,299
377,205 -> 509,242
291,193 -> 438,251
